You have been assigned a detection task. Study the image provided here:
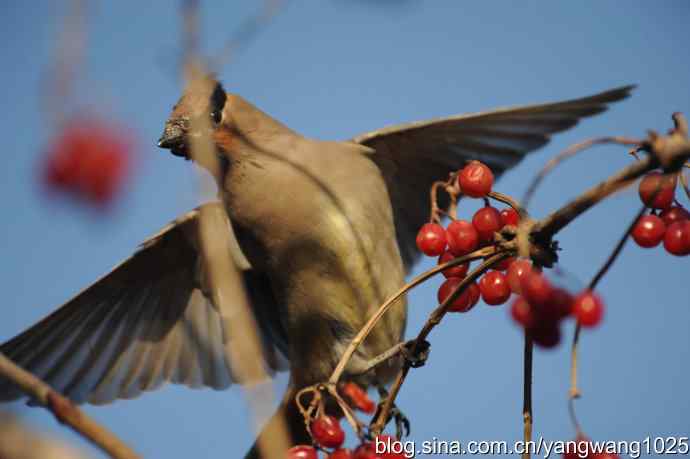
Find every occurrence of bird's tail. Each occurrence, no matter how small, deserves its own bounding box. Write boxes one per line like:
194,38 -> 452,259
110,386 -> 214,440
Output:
244,385 -> 309,459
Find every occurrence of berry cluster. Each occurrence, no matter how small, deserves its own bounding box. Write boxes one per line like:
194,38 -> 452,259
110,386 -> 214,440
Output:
416,161 -> 520,313
632,171 -> 690,255
288,383 -> 407,458
415,160 -> 608,349
508,260 -> 604,348
42,116 -> 132,207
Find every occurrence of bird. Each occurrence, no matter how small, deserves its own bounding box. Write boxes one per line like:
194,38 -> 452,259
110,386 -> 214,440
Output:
0,77 -> 633,455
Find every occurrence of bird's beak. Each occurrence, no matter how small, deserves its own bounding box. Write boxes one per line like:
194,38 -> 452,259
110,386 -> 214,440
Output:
157,119 -> 189,158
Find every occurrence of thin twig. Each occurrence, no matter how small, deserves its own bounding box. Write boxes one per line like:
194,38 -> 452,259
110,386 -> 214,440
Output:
680,170 -> 690,201
567,204 -> 646,434
522,137 -> 641,208
588,205 -> 647,291
522,332 -> 533,459
370,252 -> 510,434
181,2 -> 291,450
533,155 -> 656,239
0,353 -> 139,459
329,246 -> 499,384
211,0 -> 289,71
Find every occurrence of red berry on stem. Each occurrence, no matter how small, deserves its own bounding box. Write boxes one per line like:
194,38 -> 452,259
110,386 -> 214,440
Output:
375,435 -> 407,459
500,207 -> 520,227
638,172 -> 677,209
310,415 -> 345,448
660,205 -> 690,226
562,435 -> 592,459
328,449 -> 354,459
438,278 -> 478,312
510,297 -> 536,328
663,220 -> 690,256
287,445 -> 319,459
506,259 -> 532,294
438,251 -> 469,279
572,290 -> 604,327
446,220 -> 479,256
521,270 -> 553,307
416,223 -> 447,256
341,382 -> 375,414
458,161 -> 494,198
493,256 -> 515,271
472,206 -> 502,243
631,214 -> 666,248
353,443 -> 382,459
479,271 -> 511,305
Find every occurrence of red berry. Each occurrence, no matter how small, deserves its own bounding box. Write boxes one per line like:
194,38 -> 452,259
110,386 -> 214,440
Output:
506,259 -> 532,294
329,449 -> 354,459
438,251 -> 469,278
631,214 -> 666,248
472,206 -> 502,243
374,435 -> 407,459
638,172 -> 676,209
663,220 -> 690,256
438,278 -> 478,312
572,291 -> 604,327
341,382 -> 375,414
446,220 -> 479,256
43,117 -> 132,206
530,322 -> 561,349
458,161 -> 494,198
510,297 -> 536,328
415,223 -> 447,256
660,205 -> 690,226
540,288 -> 573,320
287,445 -> 318,459
310,415 -> 345,448
493,256 -> 515,271
479,271 -> 511,305
467,282 -> 481,308
562,436 -> 592,459
353,443 -> 382,459
521,270 -> 553,307
500,207 -> 520,227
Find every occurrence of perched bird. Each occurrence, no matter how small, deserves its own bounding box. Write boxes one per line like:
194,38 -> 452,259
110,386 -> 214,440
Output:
0,78 -> 632,454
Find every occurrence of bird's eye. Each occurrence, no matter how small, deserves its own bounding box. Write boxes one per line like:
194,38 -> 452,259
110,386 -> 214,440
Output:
210,110 -> 222,124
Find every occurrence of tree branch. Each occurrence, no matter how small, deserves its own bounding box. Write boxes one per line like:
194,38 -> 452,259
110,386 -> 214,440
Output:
0,353 -> 139,459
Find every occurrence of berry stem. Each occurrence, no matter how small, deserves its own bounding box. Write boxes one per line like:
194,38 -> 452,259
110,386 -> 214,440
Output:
488,191 -> 528,220
680,169 -> 690,201
370,252 -> 511,436
522,331 -> 533,459
328,246 -> 500,385
567,204 -> 646,435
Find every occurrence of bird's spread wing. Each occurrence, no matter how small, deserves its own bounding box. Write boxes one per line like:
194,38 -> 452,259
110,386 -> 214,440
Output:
0,203 -> 288,405
353,85 -> 635,269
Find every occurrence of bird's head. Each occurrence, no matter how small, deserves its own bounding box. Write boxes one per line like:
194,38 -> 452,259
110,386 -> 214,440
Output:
157,75 -> 227,160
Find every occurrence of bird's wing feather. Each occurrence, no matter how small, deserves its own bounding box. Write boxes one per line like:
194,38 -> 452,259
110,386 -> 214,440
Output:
0,203 -> 288,405
353,85 -> 635,269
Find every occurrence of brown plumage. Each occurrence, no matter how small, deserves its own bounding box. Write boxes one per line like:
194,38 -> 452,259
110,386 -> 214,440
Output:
0,78 -> 634,455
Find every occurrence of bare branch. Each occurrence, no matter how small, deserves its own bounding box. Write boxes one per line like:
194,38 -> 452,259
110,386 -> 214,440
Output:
522,136 -> 641,209
0,353 -> 139,459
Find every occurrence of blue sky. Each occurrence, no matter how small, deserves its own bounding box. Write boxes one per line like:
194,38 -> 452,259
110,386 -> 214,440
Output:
1,1 -> 689,457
